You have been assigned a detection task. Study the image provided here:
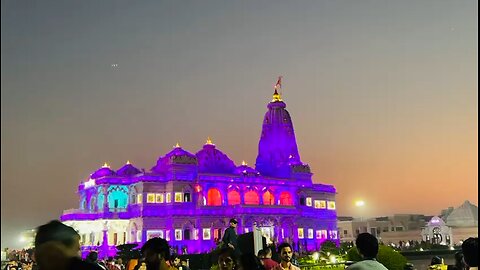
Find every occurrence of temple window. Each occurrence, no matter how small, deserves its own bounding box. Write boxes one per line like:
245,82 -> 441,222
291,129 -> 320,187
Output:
244,190 -> 260,205
306,197 -> 312,207
279,192 -> 293,205
136,231 -> 142,242
166,193 -> 172,203
298,228 -> 304,239
202,228 -> 211,240
207,188 -> 222,206
137,194 -> 143,204
156,193 -> 164,203
327,201 -> 336,210
307,229 -> 314,239
184,192 -> 191,202
299,197 -> 306,206
146,193 -> 155,203
107,186 -> 129,209
329,230 -> 338,239
97,193 -> 105,210
316,230 -> 321,239
175,229 -> 183,241
227,190 -> 241,205
174,192 -> 183,202
263,190 -> 275,205
315,200 -> 326,209
184,229 -> 191,240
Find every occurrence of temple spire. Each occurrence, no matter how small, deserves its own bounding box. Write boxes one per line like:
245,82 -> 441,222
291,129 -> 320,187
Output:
272,76 -> 283,102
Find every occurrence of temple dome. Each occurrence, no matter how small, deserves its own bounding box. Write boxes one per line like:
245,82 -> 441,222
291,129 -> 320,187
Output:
90,163 -> 117,179
196,139 -> 236,174
151,145 -> 198,173
234,161 -> 259,176
116,161 -> 141,176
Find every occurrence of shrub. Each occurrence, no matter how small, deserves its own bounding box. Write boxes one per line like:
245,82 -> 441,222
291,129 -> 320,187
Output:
347,245 -> 407,270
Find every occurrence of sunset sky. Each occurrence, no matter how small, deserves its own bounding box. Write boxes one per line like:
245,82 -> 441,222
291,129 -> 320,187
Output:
1,0 -> 477,248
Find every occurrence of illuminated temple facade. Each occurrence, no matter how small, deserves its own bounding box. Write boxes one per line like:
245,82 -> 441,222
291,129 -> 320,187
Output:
61,87 -> 338,256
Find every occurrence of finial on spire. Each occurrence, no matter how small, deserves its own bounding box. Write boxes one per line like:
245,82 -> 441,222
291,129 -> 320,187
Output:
102,162 -> 110,168
272,76 -> 283,102
174,142 -> 181,148
242,160 -> 247,166
126,160 -> 131,165
206,137 -> 214,145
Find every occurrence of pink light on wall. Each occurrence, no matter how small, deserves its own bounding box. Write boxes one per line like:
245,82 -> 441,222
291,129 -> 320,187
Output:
263,191 -> 275,205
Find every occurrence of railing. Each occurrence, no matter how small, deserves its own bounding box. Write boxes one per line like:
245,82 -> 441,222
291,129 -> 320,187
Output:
298,263 -> 347,270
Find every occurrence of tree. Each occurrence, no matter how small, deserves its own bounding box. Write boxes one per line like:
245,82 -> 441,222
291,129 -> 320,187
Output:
320,240 -> 339,255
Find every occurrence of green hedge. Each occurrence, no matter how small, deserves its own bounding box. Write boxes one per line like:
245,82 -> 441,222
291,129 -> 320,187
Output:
347,245 -> 407,270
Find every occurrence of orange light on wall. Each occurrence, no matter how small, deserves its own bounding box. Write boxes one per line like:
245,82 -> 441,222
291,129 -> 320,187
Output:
227,190 -> 241,205
207,188 -> 222,206
263,191 -> 275,205
244,190 -> 260,205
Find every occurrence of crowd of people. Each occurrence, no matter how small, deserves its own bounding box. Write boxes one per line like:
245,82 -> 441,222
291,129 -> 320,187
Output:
2,219 -> 478,270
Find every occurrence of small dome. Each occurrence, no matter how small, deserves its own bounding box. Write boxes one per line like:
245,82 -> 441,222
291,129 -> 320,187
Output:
117,161 -> 141,176
234,161 -> 259,176
151,145 -> 197,173
196,142 -> 236,174
427,216 -> 446,226
90,163 -> 117,179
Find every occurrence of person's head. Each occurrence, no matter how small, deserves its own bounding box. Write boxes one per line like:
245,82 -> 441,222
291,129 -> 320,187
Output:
86,251 -> 99,262
277,243 -> 293,263
180,258 -> 188,266
264,247 -> 272,258
217,247 -> 235,270
355,233 -> 379,259
430,256 -> 443,265
454,252 -> 465,268
229,218 -> 238,228
171,254 -> 180,266
257,249 -> 266,259
462,237 -> 478,267
237,253 -> 265,270
141,237 -> 171,269
34,220 -> 81,258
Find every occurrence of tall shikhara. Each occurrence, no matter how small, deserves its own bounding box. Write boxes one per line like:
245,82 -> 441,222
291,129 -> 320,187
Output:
256,77 -> 310,179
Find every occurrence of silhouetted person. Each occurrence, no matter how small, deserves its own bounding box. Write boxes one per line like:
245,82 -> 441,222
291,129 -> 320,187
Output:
222,219 -> 238,251
462,237 -> 478,270
34,220 -> 104,270
85,251 -> 107,270
447,252 -> 466,270
217,247 -> 236,270
140,238 -> 174,270
347,233 -> 388,270
237,253 -> 265,270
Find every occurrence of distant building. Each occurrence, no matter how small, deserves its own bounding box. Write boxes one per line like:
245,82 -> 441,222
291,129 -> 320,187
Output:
338,201 -> 478,245
445,200 -> 478,227
337,214 -> 428,242
421,216 -> 453,246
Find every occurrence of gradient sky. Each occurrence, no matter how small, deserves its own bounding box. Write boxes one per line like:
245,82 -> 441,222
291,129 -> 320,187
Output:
1,0 -> 477,249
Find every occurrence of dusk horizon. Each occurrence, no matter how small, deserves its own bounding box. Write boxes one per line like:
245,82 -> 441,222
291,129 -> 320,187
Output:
1,0 -> 477,250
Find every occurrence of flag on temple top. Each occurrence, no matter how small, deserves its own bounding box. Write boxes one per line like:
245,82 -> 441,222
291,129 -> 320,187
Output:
275,76 -> 283,89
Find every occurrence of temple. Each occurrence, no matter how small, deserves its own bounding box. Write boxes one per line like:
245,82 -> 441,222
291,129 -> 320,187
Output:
61,79 -> 338,256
